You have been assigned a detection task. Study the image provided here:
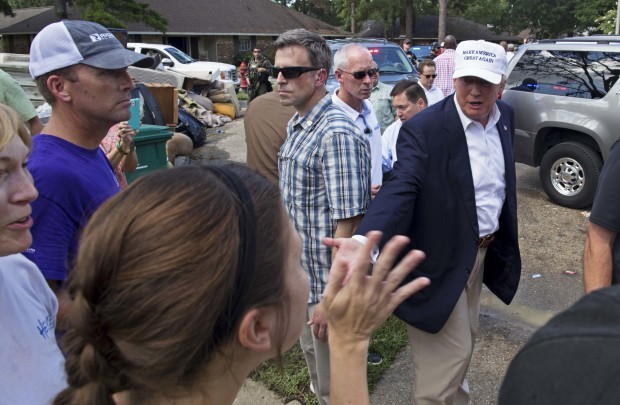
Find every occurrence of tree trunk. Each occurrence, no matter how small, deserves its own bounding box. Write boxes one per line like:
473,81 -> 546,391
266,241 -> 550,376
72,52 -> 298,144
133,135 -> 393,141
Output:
350,0 -> 356,34
405,0 -> 413,39
55,0 -> 67,19
438,0 -> 448,41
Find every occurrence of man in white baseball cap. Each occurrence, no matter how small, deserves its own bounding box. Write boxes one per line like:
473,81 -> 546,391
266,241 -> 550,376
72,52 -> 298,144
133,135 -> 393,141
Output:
326,39 -> 521,404
24,20 -> 152,329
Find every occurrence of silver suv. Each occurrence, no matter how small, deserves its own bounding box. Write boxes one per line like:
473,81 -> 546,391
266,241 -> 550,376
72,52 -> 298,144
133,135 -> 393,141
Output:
502,36 -> 620,208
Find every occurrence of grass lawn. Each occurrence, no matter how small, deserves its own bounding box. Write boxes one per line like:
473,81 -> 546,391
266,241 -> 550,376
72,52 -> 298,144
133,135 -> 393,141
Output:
250,316 -> 408,404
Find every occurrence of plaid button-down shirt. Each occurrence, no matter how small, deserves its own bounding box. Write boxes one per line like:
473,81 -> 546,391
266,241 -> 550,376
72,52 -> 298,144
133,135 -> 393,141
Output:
434,49 -> 456,97
279,93 -> 371,303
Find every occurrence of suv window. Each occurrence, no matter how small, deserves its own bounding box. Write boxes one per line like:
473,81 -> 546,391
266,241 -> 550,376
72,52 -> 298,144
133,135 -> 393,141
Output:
328,45 -> 415,76
507,49 -> 620,99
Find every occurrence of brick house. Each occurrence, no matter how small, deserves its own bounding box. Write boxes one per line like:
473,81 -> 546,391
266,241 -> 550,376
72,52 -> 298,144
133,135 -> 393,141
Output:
0,0 -> 349,65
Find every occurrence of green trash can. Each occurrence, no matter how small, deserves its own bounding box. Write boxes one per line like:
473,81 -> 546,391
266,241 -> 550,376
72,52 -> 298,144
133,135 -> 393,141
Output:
125,124 -> 173,184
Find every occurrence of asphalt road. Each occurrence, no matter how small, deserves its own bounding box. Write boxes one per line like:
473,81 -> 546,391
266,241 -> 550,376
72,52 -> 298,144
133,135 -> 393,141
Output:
200,117 -> 590,404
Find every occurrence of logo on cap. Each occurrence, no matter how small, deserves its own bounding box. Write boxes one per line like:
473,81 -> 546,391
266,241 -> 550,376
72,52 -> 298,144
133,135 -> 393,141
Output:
462,49 -> 497,64
89,32 -> 115,42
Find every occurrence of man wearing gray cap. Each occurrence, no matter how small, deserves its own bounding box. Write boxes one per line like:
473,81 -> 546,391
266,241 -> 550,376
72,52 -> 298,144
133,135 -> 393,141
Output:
24,20 -> 152,327
325,40 -> 521,404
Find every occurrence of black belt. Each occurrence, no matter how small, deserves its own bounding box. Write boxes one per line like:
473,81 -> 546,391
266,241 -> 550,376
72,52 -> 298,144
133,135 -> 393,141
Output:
477,233 -> 495,248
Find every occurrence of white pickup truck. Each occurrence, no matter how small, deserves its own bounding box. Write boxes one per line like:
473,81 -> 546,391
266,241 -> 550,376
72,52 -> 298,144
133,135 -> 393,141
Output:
128,42 -> 239,89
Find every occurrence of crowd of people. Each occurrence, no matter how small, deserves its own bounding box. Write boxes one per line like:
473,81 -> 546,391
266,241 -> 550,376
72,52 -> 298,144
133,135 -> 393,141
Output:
2,17 -> 619,405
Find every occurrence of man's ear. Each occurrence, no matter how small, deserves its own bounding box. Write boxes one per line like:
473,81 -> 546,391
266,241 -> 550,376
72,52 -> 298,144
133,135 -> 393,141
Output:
417,98 -> 427,111
237,307 -> 278,353
47,75 -> 72,103
499,79 -> 507,93
334,68 -> 344,84
316,68 -> 328,87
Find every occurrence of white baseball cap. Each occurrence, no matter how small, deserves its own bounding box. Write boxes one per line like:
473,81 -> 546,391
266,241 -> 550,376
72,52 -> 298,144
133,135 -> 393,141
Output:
453,40 -> 507,84
29,20 -> 153,78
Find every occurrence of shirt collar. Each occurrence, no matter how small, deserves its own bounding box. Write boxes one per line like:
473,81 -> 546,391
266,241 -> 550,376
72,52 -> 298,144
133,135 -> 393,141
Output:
453,95 -> 501,132
332,89 -> 371,119
291,93 -> 332,131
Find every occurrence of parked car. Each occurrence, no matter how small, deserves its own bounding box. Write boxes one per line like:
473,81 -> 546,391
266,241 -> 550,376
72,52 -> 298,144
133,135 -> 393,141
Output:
325,38 -> 418,93
502,36 -> 620,208
410,44 -> 432,61
127,42 -> 239,89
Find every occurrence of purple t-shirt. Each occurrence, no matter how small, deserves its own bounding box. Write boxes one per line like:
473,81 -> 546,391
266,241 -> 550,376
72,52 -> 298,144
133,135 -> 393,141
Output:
24,135 -> 120,281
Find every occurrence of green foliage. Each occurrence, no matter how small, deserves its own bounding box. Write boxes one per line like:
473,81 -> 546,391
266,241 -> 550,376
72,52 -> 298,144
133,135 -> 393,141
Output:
73,0 -> 168,33
251,316 -> 409,403
575,0 -> 616,32
463,0 -> 512,34
595,9 -> 617,34
287,0 -> 342,26
463,0 -> 616,38
8,0 -> 53,8
1,0 -> 14,15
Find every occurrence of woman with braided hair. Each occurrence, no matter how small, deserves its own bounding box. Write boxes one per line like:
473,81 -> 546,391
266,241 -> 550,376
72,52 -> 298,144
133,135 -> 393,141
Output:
0,103 -> 67,403
54,164 -> 429,405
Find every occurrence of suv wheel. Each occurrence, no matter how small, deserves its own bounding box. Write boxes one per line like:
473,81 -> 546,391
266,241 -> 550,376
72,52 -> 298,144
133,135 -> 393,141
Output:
539,142 -> 603,209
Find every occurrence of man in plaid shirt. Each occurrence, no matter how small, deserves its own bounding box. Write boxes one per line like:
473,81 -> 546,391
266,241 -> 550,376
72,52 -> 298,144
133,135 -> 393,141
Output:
434,35 -> 457,97
274,29 -> 371,405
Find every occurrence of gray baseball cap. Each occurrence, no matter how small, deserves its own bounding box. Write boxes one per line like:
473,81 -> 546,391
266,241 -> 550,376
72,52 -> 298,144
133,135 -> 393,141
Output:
29,20 -> 153,78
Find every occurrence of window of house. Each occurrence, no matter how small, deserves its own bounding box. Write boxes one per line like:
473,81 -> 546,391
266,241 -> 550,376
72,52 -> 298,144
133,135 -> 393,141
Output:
239,37 -> 251,52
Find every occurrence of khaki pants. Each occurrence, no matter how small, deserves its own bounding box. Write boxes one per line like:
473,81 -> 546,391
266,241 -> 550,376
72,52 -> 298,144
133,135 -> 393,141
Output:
299,303 -> 330,405
407,248 -> 487,405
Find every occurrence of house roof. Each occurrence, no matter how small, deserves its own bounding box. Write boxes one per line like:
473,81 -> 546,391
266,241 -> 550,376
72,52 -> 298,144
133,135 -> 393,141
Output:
126,0 -> 348,37
0,6 -> 57,34
0,0 -> 348,37
361,15 -> 524,43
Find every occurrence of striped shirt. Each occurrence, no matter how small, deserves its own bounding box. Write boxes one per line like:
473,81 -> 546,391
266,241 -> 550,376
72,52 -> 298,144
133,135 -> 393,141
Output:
279,93 -> 371,303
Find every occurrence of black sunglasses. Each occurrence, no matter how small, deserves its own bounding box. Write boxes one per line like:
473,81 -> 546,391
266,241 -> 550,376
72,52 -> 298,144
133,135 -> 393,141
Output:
423,74 -> 438,79
271,66 -> 319,79
340,68 -> 378,80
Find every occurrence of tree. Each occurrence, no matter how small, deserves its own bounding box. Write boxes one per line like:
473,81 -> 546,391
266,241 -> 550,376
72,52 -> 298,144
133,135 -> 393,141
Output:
438,0 -> 447,40
595,9 -> 616,34
73,0 -> 167,33
463,0 -> 613,38
2,0 -> 15,15
404,0 -> 413,39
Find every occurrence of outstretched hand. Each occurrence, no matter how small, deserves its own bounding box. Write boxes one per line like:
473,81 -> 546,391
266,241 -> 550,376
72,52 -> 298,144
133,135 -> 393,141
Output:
323,231 -> 429,345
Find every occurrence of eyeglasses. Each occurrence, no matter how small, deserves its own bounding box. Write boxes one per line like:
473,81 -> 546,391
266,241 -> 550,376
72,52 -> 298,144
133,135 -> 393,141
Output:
340,68 -> 378,80
271,66 -> 319,79
423,74 -> 437,79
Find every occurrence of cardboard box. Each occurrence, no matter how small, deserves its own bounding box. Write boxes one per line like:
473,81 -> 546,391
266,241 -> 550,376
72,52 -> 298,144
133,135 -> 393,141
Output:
144,83 -> 178,126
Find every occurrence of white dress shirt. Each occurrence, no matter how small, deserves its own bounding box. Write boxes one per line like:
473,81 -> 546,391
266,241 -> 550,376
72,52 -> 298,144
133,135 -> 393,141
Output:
423,85 -> 445,106
381,119 -> 402,172
454,97 -> 506,237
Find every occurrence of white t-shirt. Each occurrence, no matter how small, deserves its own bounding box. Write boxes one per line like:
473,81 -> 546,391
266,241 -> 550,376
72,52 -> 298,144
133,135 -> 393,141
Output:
0,254 -> 67,404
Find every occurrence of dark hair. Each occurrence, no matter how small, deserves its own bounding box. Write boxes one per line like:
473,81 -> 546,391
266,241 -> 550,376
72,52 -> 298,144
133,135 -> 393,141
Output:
417,59 -> 436,73
274,29 -> 332,77
54,164 -> 290,405
391,80 -> 428,105
35,65 -> 78,105
443,35 -> 457,50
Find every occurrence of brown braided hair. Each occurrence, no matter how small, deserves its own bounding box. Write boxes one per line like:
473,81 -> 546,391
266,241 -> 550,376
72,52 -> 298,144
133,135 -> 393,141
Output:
54,164 -> 290,404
